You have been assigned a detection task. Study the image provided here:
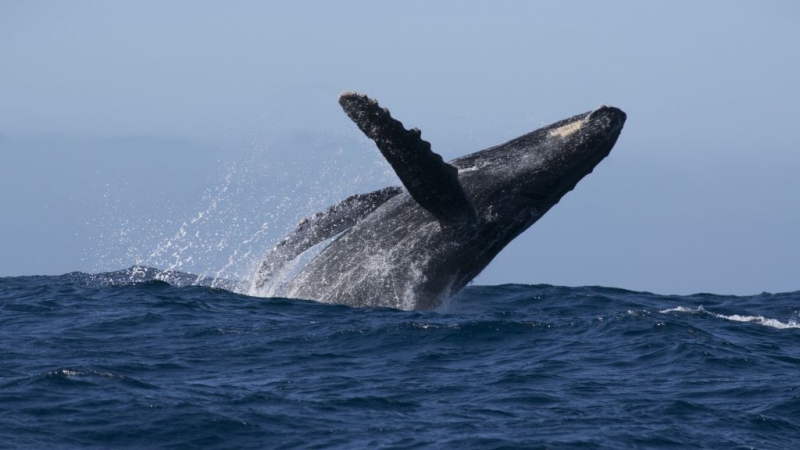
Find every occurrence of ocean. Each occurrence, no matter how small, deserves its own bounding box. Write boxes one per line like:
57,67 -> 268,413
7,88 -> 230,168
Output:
1,268 -> 798,449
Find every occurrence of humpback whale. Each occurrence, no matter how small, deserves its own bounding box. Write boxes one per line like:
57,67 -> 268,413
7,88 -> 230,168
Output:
253,93 -> 626,310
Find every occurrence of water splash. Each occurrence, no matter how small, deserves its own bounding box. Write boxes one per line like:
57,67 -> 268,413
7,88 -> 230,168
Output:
94,131 -> 394,295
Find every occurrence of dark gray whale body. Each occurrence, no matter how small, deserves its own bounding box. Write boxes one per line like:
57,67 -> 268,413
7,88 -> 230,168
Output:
254,93 -> 626,310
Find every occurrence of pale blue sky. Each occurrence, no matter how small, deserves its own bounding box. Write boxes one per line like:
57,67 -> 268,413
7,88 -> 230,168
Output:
1,1 -> 798,295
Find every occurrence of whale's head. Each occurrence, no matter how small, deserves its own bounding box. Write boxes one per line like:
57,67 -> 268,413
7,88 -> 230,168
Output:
454,105 -> 626,232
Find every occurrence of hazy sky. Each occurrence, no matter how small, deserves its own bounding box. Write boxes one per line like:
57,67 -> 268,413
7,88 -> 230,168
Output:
1,1 -> 798,295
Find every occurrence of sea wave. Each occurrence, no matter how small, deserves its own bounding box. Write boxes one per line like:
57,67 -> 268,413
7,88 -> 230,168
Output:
1,272 -> 798,449
660,305 -> 800,329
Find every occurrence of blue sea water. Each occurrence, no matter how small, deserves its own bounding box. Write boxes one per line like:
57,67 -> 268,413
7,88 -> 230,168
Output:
1,268 -> 799,449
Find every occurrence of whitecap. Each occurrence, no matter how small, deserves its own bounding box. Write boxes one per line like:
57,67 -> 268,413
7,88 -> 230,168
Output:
660,306 -> 799,329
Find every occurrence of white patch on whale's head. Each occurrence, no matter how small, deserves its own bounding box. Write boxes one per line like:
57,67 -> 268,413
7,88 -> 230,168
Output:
549,119 -> 585,139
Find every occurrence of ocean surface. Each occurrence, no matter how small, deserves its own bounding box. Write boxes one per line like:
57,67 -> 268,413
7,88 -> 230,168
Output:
1,268 -> 799,449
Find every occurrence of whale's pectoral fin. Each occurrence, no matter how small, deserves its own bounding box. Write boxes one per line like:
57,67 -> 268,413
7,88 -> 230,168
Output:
339,92 -> 478,228
254,186 -> 402,290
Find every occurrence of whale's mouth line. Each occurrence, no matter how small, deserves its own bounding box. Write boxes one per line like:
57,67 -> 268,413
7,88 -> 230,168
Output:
513,124 -> 622,209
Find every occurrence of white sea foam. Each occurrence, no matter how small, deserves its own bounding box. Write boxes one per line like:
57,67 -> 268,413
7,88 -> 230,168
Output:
659,306 -> 699,314
660,306 -> 800,330
712,314 -> 799,330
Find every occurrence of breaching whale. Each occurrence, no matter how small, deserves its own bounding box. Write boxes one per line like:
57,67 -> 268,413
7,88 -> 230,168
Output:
253,92 -> 626,310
